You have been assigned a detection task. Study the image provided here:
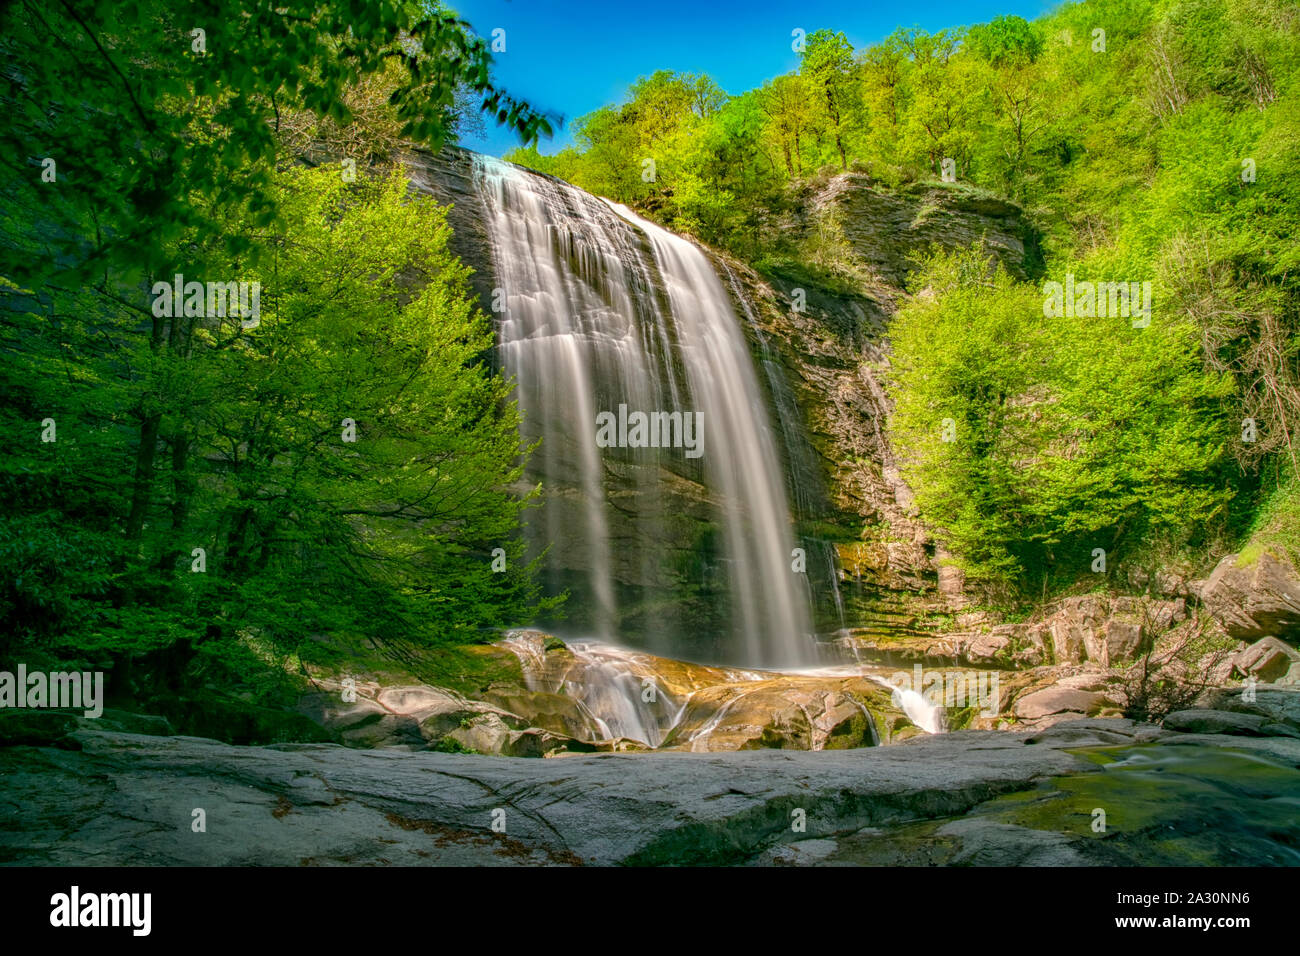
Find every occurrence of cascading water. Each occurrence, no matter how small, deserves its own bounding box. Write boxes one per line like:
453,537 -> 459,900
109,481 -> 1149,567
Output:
473,155 -> 814,667
502,633 -> 688,747
878,678 -> 948,734
502,630 -> 945,748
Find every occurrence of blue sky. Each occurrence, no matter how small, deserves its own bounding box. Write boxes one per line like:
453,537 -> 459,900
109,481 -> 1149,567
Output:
448,0 -> 1061,156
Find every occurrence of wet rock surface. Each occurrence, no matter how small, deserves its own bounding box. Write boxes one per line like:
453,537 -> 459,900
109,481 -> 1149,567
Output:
295,632 -> 915,754
3,712 -> 1297,866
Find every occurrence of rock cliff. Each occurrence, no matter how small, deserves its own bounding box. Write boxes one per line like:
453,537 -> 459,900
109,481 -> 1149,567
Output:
404,147 -> 1042,638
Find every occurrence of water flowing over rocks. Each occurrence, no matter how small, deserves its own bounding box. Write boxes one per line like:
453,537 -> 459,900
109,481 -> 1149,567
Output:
407,147 -> 814,666
405,146 -> 1045,652
391,147 -> 1300,764
291,632 -> 928,754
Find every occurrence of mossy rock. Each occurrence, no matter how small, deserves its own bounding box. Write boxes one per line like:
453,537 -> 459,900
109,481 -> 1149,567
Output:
944,706 -> 979,732
432,736 -> 479,755
147,694 -> 337,745
823,710 -> 876,749
0,710 -> 80,747
742,725 -> 808,750
95,708 -> 175,736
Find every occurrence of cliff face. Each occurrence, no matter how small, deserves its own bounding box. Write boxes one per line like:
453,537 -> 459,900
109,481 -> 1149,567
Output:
402,147 -> 500,322
799,174 -> 1038,288
711,173 -> 1037,629
407,147 -> 733,658
404,147 -> 1036,638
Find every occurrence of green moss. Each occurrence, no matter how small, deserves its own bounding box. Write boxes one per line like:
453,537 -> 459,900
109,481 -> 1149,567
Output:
297,633 -> 525,699
823,710 -> 876,749
145,693 -> 337,745
965,742 -> 1300,863
433,737 -> 479,755
754,256 -> 865,300
943,705 -> 979,732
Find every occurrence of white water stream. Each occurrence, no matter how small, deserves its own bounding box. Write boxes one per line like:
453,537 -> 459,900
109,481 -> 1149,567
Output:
503,634 -> 947,747
473,156 -> 813,667
473,155 -> 946,743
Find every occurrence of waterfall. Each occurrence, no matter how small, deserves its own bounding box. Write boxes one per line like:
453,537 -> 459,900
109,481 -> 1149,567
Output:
867,675 -> 948,734
472,155 -> 814,667
503,633 -> 688,747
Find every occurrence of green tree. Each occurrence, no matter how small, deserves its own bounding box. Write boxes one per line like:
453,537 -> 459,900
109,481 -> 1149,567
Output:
193,168 -> 551,652
0,0 -> 553,290
966,15 -> 1044,66
800,30 -> 861,170
888,248 -> 1234,587
758,73 -> 817,177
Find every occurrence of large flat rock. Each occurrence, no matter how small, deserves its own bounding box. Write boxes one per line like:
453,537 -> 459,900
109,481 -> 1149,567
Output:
0,719 -> 1158,866
5,715 -> 1296,866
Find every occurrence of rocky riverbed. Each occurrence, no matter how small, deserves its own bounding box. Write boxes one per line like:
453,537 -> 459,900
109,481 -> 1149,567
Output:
284,610 -> 1300,756
3,694 -> 1298,866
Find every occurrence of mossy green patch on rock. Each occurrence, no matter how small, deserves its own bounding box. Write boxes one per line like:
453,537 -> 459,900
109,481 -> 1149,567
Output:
923,743 -> 1298,865
0,710 -> 80,747
822,709 -> 876,749
146,693 -> 337,745
297,632 -> 526,700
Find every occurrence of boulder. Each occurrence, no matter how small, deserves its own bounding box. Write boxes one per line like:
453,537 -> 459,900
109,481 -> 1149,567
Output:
1084,597 -> 1148,666
1200,550 -> 1300,640
439,713 -> 607,757
1155,570 -> 1188,597
478,686 -> 610,740
1145,597 -> 1187,631
1045,596 -> 1108,664
666,683 -> 883,752
1199,686 -> 1300,731
1053,671 -> 1112,693
297,689 -> 389,734
300,678 -> 535,749
1105,616 -> 1145,663
1012,687 -> 1103,720
963,632 -> 1011,665
443,712 -> 517,755
298,688 -> 423,748
956,626 -> 1047,668
1162,709 -> 1300,739
340,714 -> 424,749
1232,636 -> 1300,683
1038,595 -> 1173,666
374,685 -> 463,717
